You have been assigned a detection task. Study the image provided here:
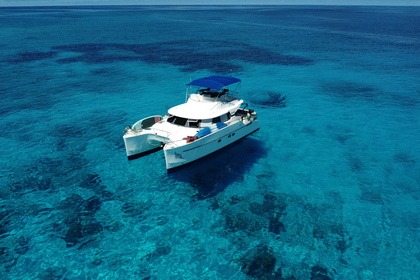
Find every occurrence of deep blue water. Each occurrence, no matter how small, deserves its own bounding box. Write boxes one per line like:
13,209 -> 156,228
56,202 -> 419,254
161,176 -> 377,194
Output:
0,5 -> 419,279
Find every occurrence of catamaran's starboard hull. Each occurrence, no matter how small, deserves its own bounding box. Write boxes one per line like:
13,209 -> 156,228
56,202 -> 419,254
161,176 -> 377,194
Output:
163,120 -> 260,170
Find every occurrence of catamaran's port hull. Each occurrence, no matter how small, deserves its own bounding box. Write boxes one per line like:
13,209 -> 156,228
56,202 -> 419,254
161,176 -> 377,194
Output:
123,132 -> 167,159
163,120 -> 260,170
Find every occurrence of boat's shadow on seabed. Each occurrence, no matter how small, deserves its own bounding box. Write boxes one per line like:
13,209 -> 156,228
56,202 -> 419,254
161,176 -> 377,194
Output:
168,137 -> 266,200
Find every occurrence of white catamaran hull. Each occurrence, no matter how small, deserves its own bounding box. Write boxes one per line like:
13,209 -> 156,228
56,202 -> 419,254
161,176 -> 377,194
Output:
163,120 -> 260,170
123,132 -> 168,158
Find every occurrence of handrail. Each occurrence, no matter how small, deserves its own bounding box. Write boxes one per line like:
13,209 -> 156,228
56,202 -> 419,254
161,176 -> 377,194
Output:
131,115 -> 162,131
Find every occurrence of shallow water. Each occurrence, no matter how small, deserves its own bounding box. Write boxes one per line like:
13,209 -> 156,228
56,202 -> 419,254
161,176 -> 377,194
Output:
0,5 -> 419,279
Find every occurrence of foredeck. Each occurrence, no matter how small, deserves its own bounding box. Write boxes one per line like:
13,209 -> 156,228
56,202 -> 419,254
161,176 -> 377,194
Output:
151,121 -> 198,143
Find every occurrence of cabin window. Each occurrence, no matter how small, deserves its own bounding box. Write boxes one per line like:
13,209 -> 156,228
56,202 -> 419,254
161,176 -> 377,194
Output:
234,109 -> 247,117
201,119 -> 212,126
167,115 -> 175,123
211,113 -> 231,124
188,119 -> 200,128
174,117 -> 187,126
219,113 -> 231,122
168,116 -> 188,126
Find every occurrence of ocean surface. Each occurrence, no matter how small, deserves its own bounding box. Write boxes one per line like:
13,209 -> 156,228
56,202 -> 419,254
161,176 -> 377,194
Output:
0,5 -> 419,279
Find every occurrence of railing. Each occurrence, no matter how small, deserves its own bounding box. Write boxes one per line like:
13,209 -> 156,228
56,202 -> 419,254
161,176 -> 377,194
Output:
150,127 -> 172,139
131,115 -> 162,131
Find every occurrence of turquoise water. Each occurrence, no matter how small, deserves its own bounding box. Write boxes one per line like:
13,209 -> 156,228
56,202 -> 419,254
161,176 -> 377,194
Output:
0,5 -> 419,279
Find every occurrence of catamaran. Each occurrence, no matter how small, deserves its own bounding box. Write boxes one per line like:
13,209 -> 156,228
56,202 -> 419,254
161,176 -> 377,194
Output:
123,75 -> 260,170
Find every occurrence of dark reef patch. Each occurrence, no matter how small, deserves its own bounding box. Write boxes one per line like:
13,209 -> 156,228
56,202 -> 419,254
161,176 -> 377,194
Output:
80,173 -> 103,190
250,193 -> 287,219
394,181 -> 418,199
0,82 -> 57,117
13,236 -> 30,255
90,67 -> 121,76
227,195 -> 244,205
57,194 -> 99,214
347,155 -> 363,172
322,81 -> 378,101
310,265 -> 333,280
251,193 -> 287,234
250,91 -> 287,108
390,93 -> 419,109
121,201 -> 151,220
6,51 -> 57,63
79,173 -> 113,200
52,124 -> 87,139
219,192 -> 288,235
336,236 -> 352,254
85,196 -> 103,213
326,125 -> 354,145
48,40 -> 313,73
55,194 -> 104,248
62,216 -> 103,248
335,133 -> 353,145
0,210 -> 12,238
224,211 -> 264,233
313,223 -> 352,255
256,170 -> 276,181
240,245 -> 277,279
359,185 -> 384,205
8,176 -> 54,194
393,152 -> 416,167
268,212 -> 286,234
0,246 -> 18,272
7,157 -> 65,196
37,266 -> 69,280
141,245 -> 171,262
302,126 -> 316,135
0,214 -> 34,270
298,193 -> 351,260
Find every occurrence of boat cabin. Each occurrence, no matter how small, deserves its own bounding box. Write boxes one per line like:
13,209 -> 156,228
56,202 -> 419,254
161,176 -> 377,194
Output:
166,112 -> 232,128
165,76 -> 244,129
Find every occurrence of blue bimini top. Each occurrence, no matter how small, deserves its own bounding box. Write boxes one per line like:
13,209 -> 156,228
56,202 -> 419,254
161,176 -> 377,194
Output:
187,76 -> 241,91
